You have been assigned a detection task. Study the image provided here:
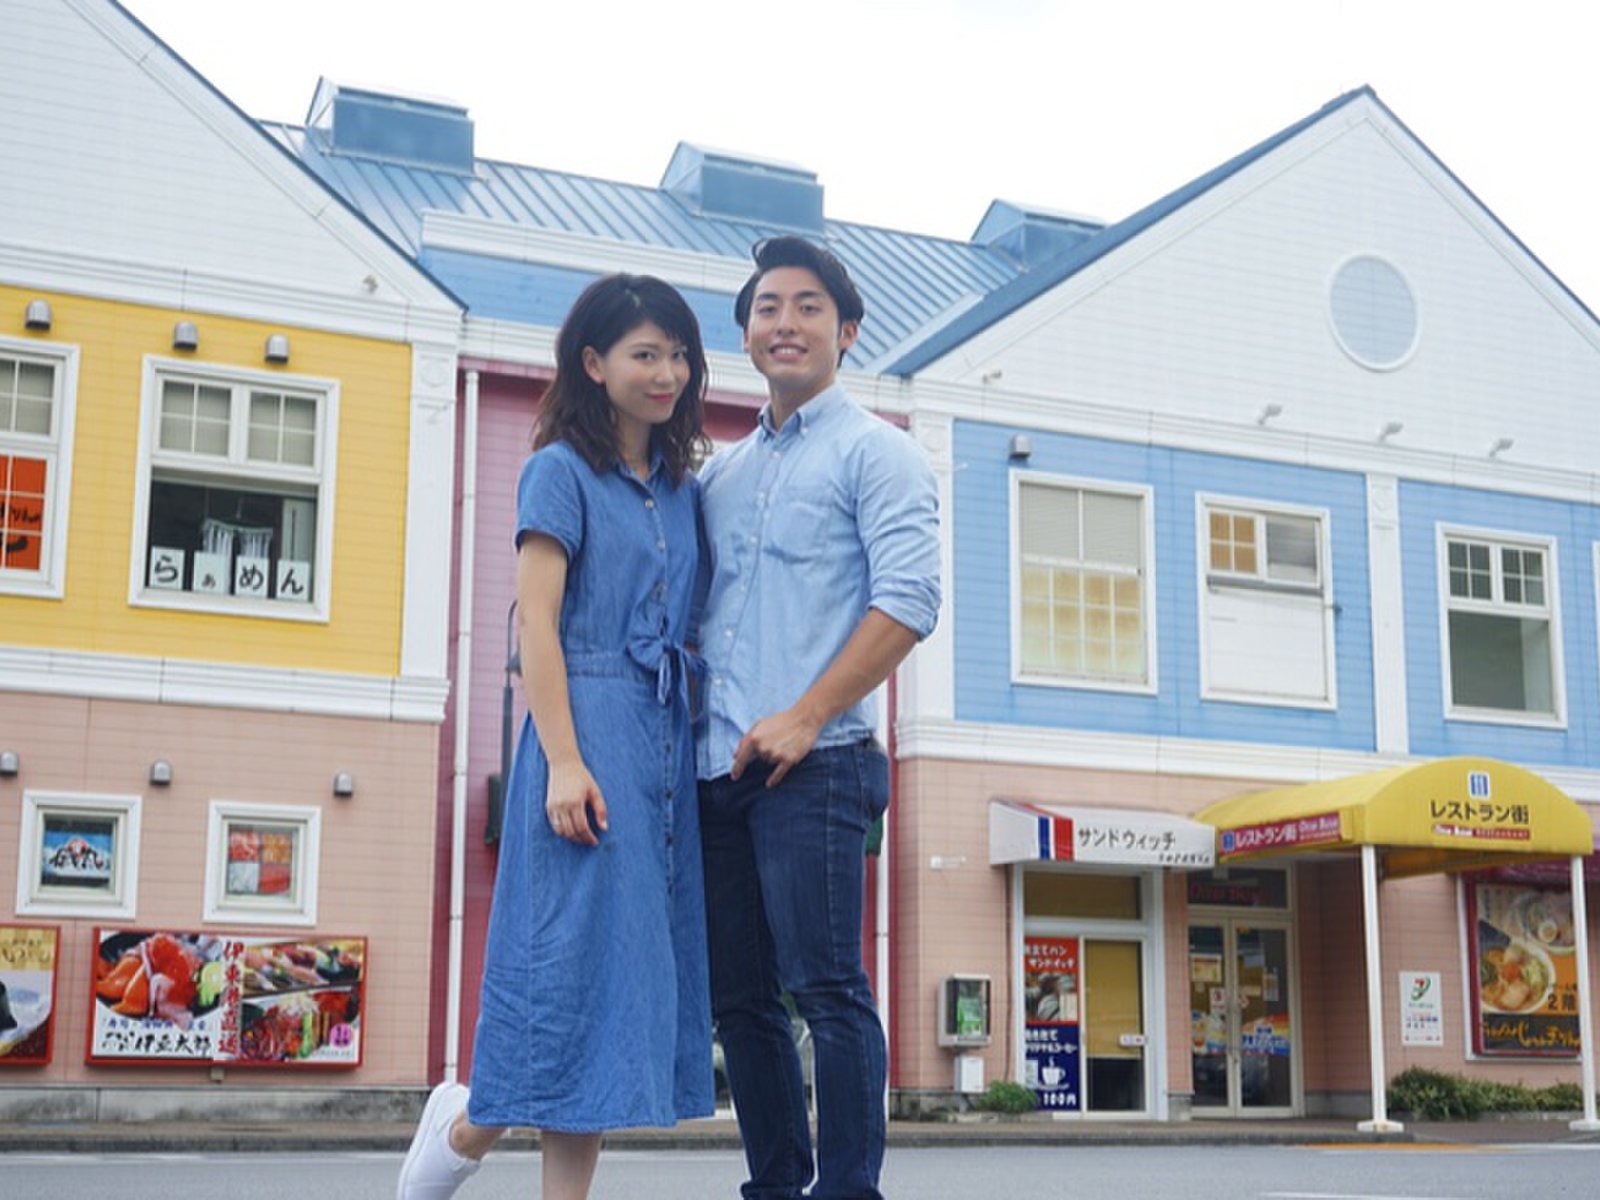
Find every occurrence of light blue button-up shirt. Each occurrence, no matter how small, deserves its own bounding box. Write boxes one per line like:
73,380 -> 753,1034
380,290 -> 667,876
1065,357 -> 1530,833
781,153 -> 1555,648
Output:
695,384 -> 940,781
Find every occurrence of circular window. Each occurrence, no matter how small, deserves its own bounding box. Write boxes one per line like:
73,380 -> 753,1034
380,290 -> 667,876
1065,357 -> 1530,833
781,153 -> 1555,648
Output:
1329,256 -> 1417,370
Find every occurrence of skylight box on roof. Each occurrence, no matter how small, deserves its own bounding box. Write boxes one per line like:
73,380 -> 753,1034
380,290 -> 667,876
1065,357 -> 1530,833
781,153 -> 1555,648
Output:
661,143 -> 824,232
306,78 -> 475,175
973,201 -> 1104,270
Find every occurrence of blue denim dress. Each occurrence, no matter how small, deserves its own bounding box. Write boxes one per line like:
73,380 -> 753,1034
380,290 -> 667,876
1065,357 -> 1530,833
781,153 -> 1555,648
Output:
467,441 -> 713,1132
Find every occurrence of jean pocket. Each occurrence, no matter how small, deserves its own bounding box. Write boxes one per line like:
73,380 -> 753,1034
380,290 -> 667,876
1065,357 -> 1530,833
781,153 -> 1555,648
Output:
854,740 -> 890,821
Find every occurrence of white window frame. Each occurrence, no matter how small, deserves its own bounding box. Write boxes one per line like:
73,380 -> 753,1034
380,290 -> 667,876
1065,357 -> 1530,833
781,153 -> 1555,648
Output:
15,791 -> 142,919
128,356 -> 338,622
1010,470 -> 1157,694
202,800 -> 322,927
0,336 -> 79,599
1195,493 -> 1337,710
1435,523 -> 1565,727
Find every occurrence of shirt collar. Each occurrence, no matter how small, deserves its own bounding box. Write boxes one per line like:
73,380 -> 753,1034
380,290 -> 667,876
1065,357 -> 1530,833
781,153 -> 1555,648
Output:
757,384 -> 848,441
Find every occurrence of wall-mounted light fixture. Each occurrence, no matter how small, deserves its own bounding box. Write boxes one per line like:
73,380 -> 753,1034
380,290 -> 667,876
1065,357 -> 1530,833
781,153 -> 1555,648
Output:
981,369 -> 1004,385
1377,420 -> 1404,443
0,750 -> 18,777
332,771 -> 355,798
1007,434 -> 1033,460
1256,403 -> 1284,426
149,759 -> 173,787
1488,437 -> 1515,459
172,321 -> 199,352
264,333 -> 290,364
24,299 -> 52,331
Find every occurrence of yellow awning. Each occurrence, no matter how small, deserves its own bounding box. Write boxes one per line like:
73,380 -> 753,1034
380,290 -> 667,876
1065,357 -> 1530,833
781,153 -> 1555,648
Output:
1197,757 -> 1594,877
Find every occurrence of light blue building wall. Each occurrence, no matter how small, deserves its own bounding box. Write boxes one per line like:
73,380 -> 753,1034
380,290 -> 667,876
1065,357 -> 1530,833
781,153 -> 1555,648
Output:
1400,480 -> 1600,766
953,419 -> 1374,749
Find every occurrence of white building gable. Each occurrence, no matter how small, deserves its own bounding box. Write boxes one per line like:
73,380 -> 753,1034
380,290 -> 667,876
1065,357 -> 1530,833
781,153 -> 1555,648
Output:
0,0 -> 459,339
915,93 -> 1600,487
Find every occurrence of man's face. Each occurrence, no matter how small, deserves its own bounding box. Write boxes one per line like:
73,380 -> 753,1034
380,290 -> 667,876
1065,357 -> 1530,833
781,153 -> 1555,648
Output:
742,266 -> 858,403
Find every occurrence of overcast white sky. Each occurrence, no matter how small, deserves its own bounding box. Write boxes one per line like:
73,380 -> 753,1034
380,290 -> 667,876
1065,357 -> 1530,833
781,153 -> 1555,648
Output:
122,0 -> 1600,309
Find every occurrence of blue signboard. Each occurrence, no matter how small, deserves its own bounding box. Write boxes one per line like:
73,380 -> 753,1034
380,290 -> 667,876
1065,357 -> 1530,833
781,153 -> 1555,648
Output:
1025,1021 -> 1080,1111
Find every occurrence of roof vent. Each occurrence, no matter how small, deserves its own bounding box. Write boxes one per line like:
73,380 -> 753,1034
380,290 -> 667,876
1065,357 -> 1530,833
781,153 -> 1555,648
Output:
306,78 -> 475,174
973,200 -> 1103,269
661,143 -> 823,231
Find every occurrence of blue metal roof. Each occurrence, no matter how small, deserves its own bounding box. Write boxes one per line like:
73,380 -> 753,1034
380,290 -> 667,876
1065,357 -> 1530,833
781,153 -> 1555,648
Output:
265,121 -> 1018,367
266,83 -> 1599,375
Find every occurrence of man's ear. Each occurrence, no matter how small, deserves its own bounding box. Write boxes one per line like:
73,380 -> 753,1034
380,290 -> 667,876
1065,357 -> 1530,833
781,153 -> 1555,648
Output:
837,320 -> 859,355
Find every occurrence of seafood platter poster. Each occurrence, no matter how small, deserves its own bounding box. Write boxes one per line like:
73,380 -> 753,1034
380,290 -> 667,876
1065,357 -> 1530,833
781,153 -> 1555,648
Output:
1,925 -> 59,1066
1468,883 -> 1579,1057
89,929 -> 365,1066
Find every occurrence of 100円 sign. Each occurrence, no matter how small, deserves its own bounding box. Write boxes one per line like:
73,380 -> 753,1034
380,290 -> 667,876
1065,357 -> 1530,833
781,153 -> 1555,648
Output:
88,928 -> 366,1066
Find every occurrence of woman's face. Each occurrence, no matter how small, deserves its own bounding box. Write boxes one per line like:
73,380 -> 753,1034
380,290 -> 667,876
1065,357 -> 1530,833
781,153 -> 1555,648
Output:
582,320 -> 691,444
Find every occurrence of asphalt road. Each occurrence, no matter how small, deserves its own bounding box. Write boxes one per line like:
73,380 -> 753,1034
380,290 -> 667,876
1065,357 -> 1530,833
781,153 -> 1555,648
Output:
6,1142 -> 1600,1199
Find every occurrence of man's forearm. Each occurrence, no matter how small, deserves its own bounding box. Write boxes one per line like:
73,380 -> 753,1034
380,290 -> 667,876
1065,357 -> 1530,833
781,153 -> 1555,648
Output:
790,607 -> 920,732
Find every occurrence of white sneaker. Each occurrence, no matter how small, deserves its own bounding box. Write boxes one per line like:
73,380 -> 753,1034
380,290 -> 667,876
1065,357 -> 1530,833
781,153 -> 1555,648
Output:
397,1081 -> 481,1199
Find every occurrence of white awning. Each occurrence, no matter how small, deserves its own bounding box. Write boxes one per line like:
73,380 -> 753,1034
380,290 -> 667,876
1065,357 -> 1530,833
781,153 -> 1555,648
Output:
989,799 -> 1215,869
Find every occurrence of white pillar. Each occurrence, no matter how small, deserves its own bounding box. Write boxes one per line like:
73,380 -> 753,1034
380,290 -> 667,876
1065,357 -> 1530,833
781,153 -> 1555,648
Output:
1570,855 -> 1599,1132
443,369 -> 481,1084
1357,844 -> 1403,1133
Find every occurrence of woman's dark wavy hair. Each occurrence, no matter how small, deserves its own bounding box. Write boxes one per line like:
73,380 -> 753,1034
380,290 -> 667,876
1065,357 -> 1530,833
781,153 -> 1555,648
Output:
534,274 -> 709,483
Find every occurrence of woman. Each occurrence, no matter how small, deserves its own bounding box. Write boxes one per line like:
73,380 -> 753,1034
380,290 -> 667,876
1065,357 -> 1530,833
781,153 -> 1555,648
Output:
398,274 -> 713,1200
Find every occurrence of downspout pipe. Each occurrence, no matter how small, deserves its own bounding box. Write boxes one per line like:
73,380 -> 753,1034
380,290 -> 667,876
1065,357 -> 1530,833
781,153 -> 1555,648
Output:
444,369 -> 481,1083
1569,855 -> 1599,1132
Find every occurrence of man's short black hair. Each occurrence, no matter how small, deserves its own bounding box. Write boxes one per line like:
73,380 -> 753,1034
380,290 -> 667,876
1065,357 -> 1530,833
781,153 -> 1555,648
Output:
733,236 -> 866,330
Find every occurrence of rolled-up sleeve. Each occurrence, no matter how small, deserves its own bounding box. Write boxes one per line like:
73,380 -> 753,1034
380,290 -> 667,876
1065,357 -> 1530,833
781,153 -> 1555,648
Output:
855,424 -> 941,639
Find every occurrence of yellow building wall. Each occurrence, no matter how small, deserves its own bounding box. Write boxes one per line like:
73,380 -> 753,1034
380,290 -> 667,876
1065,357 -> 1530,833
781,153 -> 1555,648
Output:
1,285 -> 412,676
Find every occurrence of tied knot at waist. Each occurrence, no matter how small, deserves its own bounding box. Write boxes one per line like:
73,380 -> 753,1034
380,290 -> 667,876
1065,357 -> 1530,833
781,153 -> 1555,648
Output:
626,636 -> 706,714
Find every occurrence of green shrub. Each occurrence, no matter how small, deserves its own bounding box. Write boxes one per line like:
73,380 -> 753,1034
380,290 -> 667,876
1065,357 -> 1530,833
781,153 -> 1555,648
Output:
1388,1067 -> 1589,1119
971,1080 -> 1038,1114
1387,1067 -> 1477,1119
1533,1082 -> 1584,1111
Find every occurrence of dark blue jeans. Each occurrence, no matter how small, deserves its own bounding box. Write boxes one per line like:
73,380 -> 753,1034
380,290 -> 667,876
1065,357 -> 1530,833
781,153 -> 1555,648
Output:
700,739 -> 889,1200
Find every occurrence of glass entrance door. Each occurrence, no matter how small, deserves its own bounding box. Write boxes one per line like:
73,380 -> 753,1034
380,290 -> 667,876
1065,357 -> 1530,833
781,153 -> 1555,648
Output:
1188,921 -> 1295,1115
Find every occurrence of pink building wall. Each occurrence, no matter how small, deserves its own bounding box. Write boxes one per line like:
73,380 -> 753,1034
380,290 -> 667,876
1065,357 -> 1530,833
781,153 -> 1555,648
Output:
891,757 -> 1598,1110
0,694 -> 438,1086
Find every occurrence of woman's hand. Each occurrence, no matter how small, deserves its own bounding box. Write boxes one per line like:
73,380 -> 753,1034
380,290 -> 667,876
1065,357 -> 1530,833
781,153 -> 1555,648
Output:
546,759 -> 608,846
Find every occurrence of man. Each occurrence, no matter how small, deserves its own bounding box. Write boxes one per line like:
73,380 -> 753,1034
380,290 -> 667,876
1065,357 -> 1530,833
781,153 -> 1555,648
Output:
697,236 -> 941,1200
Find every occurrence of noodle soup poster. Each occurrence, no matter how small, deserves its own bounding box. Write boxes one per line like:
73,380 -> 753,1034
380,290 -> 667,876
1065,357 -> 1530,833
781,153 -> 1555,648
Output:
88,929 -> 365,1067
1468,883 -> 1579,1057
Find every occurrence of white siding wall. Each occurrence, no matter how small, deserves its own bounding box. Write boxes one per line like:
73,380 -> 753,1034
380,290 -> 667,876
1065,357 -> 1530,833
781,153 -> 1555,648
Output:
919,101 -> 1600,480
0,0 -> 453,329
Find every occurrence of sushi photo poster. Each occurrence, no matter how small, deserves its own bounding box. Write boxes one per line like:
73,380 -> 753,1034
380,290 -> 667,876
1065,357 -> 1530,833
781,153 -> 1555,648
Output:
1,924 -> 59,1065
88,929 -> 366,1067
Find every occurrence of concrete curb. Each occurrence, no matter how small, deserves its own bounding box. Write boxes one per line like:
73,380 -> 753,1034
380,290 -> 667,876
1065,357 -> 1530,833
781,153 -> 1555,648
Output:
5,1116 -> 1595,1155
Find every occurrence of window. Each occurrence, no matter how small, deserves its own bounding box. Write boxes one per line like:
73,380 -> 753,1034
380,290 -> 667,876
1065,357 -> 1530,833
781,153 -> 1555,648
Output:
0,339 -> 78,597
1440,530 -> 1560,720
15,792 -> 141,919
1199,499 -> 1334,705
203,801 -> 321,926
1014,475 -> 1152,688
132,359 -> 336,619
1329,255 -> 1418,370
